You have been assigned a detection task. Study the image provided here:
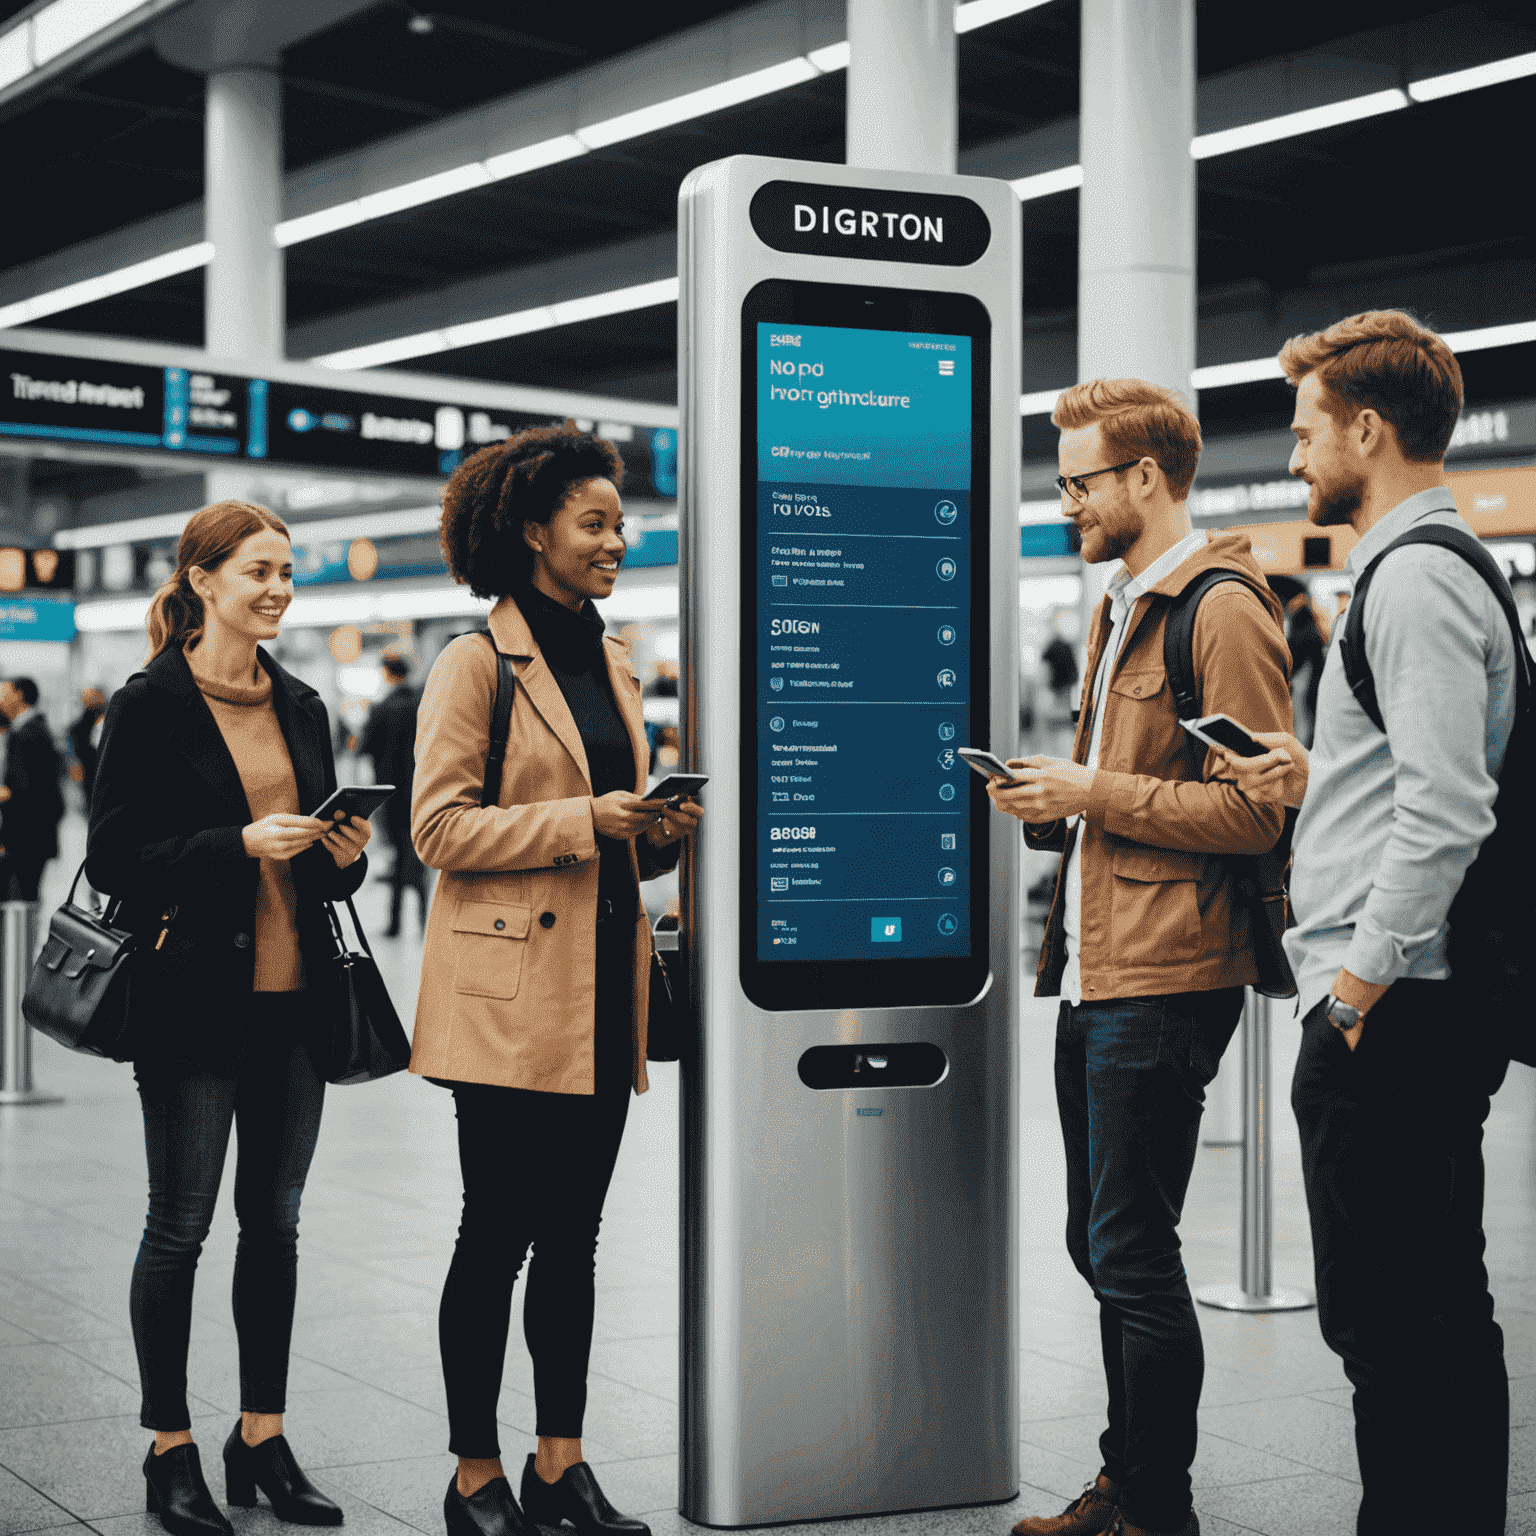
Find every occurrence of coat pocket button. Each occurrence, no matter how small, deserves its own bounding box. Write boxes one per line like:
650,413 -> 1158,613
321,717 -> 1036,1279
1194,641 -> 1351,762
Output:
493,919 -> 505,931
539,912 -> 556,929
233,932 -> 251,949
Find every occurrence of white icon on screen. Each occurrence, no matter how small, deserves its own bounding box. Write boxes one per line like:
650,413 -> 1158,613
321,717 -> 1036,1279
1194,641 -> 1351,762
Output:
770,676 -> 784,691
937,624 -> 956,645
938,749 -> 955,770
941,833 -> 956,850
938,360 -> 955,376
769,716 -> 785,731
934,500 -> 958,525
938,723 -> 956,741
939,782 -> 956,801
936,557 -> 957,580
937,912 -> 958,936
937,669 -> 956,688
770,877 -> 789,892
937,867 -> 957,886
771,574 -> 788,587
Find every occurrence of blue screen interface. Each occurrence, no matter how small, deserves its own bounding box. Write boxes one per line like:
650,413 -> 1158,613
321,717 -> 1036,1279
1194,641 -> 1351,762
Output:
754,320 -> 973,964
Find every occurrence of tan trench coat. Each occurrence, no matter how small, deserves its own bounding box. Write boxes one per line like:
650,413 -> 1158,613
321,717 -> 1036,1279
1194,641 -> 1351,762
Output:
408,595 -> 667,1094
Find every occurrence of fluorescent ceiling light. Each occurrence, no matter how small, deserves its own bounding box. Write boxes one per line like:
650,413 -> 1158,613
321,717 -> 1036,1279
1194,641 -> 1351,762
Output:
1020,500 -> 1064,525
1192,88 -> 1407,159
0,24 -> 28,89
483,134 -> 586,180
956,0 -> 1054,34
1012,164 -> 1082,201
313,276 -> 680,369
357,163 -> 492,219
1409,50 -> 1536,102
576,58 -> 818,149
1020,389 -> 1064,416
0,241 -> 212,329
1442,319 -> 1536,352
31,0 -> 145,63
807,41 -> 850,72
1191,357 -> 1285,389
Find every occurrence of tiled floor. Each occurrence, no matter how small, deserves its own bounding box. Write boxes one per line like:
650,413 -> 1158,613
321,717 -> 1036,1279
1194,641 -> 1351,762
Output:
6,820 -> 1536,1536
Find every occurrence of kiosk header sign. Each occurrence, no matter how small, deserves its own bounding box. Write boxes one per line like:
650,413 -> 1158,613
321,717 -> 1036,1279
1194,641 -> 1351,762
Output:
748,179 -> 992,265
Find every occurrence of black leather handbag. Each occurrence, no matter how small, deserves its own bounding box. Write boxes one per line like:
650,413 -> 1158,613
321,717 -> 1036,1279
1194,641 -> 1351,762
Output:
320,896 -> 411,1085
23,862 -> 143,1060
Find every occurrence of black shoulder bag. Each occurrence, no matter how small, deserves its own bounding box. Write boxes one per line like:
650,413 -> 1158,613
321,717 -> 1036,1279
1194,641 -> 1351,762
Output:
23,862 -> 147,1060
319,895 -> 412,1084
1163,569 -> 1299,999
1337,524 -> 1535,1064
477,632 -> 682,1061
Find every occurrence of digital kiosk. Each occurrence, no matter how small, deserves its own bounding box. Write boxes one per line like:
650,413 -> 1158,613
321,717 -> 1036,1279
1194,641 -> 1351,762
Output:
677,157 -> 1022,1525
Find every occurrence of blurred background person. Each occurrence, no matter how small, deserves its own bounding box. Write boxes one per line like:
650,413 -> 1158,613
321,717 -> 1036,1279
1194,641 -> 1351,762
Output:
360,652 -> 426,937
68,685 -> 108,805
0,676 -> 65,902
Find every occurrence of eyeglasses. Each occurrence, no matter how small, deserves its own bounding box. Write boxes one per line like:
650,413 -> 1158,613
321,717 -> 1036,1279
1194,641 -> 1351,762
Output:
1055,458 -> 1148,504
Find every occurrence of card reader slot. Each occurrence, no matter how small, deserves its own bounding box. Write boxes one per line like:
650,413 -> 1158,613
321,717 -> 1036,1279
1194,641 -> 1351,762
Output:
797,1042 -> 947,1089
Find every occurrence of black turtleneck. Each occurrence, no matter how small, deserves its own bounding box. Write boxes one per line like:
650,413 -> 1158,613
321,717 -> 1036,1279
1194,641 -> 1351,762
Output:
516,583 -> 637,917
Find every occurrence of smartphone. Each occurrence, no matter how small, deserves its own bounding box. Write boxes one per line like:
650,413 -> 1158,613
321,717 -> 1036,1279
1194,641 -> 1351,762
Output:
310,784 -> 396,822
646,772 -> 709,804
1180,715 -> 1267,758
957,748 -> 1022,781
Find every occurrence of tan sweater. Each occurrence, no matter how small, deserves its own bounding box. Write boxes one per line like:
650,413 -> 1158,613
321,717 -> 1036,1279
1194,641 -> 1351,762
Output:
188,653 -> 306,992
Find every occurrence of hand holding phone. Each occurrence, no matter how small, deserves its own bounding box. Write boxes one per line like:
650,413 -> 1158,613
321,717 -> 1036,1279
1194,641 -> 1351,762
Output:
957,748 -> 1020,781
310,784 -> 396,822
1179,715 -> 1266,758
646,772 -> 709,805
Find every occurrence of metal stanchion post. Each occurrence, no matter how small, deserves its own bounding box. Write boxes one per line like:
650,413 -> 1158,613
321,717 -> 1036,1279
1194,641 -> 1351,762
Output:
0,900 -> 62,1107
1196,988 -> 1311,1312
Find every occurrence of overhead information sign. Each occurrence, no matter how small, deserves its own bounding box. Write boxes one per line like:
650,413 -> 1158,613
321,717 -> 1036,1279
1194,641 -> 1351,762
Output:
1,347 -> 666,490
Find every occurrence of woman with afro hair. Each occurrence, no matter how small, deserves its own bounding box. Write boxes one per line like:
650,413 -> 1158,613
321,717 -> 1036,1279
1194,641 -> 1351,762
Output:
408,425 -> 700,1536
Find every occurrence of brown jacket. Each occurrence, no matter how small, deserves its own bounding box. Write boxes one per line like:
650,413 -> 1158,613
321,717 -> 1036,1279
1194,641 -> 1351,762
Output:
1030,531 -> 1293,1000
408,596 -> 670,1093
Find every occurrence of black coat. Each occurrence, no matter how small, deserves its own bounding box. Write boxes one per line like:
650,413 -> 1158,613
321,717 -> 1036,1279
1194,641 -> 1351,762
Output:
86,645 -> 367,1071
2,711 -> 64,862
357,682 -> 418,826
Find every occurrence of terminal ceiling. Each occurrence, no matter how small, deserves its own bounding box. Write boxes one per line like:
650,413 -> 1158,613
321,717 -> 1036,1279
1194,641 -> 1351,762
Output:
1,0 -> 1533,457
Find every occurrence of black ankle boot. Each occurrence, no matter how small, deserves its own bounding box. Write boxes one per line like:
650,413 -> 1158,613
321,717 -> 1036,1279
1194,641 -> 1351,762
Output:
444,1475 -> 527,1536
223,1423 -> 343,1525
144,1443 -> 234,1536
519,1459 -> 649,1536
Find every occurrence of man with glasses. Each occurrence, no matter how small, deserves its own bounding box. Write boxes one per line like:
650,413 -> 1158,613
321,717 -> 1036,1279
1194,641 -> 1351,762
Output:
987,379 -> 1293,1536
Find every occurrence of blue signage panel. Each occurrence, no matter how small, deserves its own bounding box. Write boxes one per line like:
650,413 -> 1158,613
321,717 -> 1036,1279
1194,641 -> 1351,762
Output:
753,319 -> 974,965
0,597 -> 75,642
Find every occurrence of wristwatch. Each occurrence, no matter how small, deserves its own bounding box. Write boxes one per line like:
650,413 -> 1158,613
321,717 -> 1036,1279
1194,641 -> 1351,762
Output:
1324,995 -> 1363,1032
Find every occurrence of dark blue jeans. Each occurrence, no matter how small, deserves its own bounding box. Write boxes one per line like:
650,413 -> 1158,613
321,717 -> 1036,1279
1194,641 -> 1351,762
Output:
1055,988 -> 1243,1532
1292,981 -> 1508,1534
131,995 -> 326,1430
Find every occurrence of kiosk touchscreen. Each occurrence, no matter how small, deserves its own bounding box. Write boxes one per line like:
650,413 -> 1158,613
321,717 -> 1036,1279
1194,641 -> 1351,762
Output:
742,281 -> 990,1009
678,156 -> 1021,1529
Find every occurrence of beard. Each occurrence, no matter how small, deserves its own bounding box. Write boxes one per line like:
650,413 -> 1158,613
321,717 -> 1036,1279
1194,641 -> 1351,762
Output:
1308,472 -> 1364,527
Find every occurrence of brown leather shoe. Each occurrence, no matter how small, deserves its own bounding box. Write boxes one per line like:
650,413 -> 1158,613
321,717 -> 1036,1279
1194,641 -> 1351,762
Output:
1011,1474 -> 1120,1535
1107,1512 -> 1199,1536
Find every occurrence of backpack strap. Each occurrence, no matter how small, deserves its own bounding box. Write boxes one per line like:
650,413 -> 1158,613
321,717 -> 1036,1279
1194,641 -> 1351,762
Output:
477,631 -> 516,809
1340,523 -> 1531,734
1162,569 -> 1273,723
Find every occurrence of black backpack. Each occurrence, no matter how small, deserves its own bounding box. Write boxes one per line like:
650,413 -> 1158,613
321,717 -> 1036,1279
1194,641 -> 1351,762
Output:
1163,569 -> 1298,999
1337,523 -> 1534,1064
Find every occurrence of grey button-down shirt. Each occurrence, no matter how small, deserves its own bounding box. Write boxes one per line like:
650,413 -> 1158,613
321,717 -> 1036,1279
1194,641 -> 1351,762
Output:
1285,488 -> 1519,1015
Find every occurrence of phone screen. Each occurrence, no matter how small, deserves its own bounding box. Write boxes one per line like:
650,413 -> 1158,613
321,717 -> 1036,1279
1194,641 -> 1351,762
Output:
1198,717 -> 1266,758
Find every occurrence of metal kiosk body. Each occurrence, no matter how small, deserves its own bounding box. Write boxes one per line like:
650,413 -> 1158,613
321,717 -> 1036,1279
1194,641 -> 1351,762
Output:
677,156 -> 1022,1527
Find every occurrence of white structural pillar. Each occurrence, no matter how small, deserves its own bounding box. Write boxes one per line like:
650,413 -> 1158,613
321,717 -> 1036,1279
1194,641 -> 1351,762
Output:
1076,0 -> 1196,398
205,65 -> 284,362
846,0 -> 957,175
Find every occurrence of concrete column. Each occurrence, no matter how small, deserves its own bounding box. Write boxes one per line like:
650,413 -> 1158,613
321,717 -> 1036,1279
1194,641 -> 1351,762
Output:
846,0 -> 957,174
1076,0 -> 1196,399
205,65 -> 284,362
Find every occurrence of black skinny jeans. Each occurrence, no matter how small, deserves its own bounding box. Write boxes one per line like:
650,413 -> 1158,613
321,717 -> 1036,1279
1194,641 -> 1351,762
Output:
131,995 -> 326,1430
1292,980 -> 1509,1534
438,919 -> 634,1457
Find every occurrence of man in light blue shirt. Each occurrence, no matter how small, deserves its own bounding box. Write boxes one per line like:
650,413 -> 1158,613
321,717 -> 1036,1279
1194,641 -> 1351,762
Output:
1220,310 -> 1517,1534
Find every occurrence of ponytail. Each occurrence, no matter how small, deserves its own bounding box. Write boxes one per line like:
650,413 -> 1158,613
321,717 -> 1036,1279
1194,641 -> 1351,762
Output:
143,500 -> 290,663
